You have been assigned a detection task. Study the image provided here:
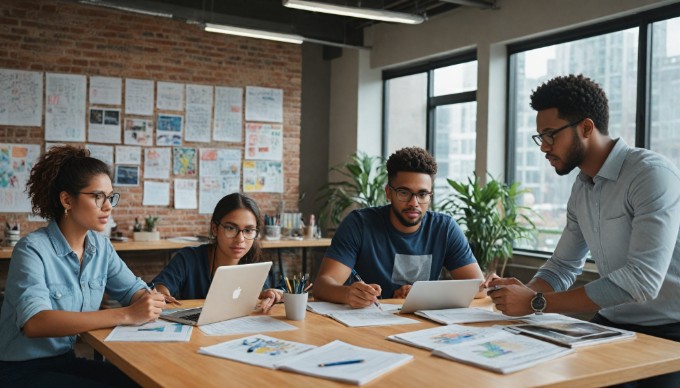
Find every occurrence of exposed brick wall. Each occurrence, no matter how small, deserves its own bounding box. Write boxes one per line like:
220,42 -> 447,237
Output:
0,0 -> 302,241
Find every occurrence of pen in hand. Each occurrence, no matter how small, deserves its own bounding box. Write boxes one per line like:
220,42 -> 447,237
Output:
351,269 -> 383,311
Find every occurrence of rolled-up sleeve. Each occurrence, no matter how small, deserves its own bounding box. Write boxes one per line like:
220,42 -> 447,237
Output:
103,243 -> 146,306
534,193 -> 589,292
5,241 -> 53,329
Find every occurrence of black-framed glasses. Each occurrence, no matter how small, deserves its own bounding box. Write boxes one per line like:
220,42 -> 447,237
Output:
531,119 -> 584,146
78,192 -> 120,208
216,223 -> 259,240
388,184 -> 432,204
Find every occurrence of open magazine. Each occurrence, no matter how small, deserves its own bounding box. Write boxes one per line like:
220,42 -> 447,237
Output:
387,324 -> 574,374
199,335 -> 413,385
504,320 -> 636,348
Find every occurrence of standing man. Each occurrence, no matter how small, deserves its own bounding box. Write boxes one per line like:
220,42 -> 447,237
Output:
314,146 -> 484,308
487,74 -> 680,385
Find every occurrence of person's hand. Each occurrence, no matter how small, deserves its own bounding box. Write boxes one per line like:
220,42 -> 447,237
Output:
155,284 -> 181,305
392,284 -> 412,299
259,288 -> 283,314
127,292 -> 166,325
346,281 -> 381,308
482,272 -> 501,290
487,277 -> 536,316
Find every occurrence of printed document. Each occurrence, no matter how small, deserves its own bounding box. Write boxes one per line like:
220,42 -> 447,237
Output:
105,321 -> 192,342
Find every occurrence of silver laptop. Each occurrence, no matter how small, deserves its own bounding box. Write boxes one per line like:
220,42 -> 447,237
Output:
399,279 -> 482,314
160,261 -> 272,326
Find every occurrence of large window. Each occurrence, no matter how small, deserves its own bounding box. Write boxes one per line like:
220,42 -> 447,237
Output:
383,54 -> 477,197
509,6 -> 680,253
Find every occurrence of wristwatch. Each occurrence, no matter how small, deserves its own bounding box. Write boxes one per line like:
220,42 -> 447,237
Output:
530,292 -> 547,315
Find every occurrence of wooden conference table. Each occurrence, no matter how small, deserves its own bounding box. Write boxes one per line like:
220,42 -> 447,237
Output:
81,298 -> 680,387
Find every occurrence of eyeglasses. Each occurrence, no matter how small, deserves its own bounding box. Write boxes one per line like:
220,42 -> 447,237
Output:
388,184 -> 432,204
217,223 -> 259,240
531,119 -> 584,146
78,192 -> 120,208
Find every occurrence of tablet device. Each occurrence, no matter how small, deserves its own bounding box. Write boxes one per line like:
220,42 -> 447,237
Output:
161,261 -> 272,326
399,279 -> 482,314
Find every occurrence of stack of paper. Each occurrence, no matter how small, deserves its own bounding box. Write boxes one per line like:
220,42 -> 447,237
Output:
199,335 -> 413,385
388,324 -> 574,374
278,340 -> 413,385
307,301 -> 401,315
199,334 -> 315,369
414,308 -> 518,325
306,301 -> 414,327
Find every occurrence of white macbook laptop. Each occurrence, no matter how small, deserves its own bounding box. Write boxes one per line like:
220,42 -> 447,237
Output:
160,261 -> 272,326
399,279 -> 482,314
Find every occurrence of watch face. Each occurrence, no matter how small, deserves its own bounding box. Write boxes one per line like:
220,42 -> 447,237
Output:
531,294 -> 546,311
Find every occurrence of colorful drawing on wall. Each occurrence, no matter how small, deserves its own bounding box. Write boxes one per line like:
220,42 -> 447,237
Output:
173,147 -> 197,176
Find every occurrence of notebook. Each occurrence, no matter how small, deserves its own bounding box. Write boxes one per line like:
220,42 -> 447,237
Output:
160,261 -> 272,326
399,279 -> 482,314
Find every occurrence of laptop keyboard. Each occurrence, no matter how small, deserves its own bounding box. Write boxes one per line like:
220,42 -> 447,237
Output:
182,312 -> 201,322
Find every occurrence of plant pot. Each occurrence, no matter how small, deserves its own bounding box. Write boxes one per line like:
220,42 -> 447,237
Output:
133,231 -> 160,241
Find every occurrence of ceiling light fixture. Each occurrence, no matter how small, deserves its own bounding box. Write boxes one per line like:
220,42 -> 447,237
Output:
283,0 -> 425,24
204,23 -> 304,44
78,1 -> 174,18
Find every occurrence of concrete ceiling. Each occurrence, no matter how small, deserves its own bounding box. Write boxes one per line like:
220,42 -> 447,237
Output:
76,0 -> 476,47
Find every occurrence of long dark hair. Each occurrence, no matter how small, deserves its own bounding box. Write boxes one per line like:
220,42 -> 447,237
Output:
26,145 -> 111,221
209,193 -> 262,263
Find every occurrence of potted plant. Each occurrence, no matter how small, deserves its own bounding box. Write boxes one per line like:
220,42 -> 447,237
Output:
316,152 -> 388,229
133,215 -> 161,241
438,174 -> 537,276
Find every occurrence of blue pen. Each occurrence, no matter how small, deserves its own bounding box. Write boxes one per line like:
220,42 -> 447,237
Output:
351,269 -> 383,311
318,359 -> 365,367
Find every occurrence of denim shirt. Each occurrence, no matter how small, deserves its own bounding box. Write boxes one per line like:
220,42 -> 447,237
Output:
0,221 -> 146,361
535,139 -> 680,325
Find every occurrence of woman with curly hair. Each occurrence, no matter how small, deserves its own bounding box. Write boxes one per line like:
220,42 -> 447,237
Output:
0,145 -> 164,387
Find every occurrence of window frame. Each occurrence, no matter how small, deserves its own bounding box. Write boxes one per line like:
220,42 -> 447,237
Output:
506,2 -> 680,256
382,51 -> 477,158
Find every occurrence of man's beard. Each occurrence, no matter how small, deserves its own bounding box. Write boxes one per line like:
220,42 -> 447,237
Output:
391,204 -> 423,228
555,132 -> 585,176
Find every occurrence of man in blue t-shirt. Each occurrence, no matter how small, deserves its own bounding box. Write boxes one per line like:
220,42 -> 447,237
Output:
315,147 -> 484,308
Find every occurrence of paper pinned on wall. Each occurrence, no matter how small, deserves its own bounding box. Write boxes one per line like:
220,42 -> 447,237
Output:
45,73 -> 86,142
185,84 -> 213,143
0,68 -> 43,127
245,86 -> 283,123
0,143 -> 41,213
157,81 -> 184,111
174,178 -> 197,210
214,86 -> 243,142
143,180 -> 170,206
89,76 -> 122,105
125,78 -> 154,116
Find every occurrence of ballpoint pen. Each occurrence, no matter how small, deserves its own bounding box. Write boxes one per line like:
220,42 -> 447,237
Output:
318,359 -> 365,367
351,269 -> 383,311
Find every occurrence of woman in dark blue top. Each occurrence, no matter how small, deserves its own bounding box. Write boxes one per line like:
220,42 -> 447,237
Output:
152,193 -> 282,312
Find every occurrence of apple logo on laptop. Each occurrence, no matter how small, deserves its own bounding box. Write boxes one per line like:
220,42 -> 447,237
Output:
232,286 -> 242,299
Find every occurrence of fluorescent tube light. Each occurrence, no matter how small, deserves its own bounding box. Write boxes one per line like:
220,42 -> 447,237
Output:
283,0 -> 425,24
78,1 -> 173,18
204,23 -> 304,44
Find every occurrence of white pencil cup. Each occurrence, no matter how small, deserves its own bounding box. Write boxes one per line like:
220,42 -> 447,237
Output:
283,292 -> 308,321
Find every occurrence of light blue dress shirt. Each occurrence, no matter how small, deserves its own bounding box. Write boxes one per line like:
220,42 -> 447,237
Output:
535,139 -> 680,325
0,221 -> 146,361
